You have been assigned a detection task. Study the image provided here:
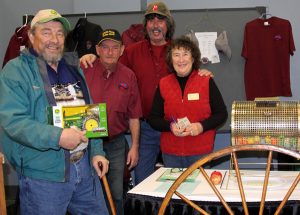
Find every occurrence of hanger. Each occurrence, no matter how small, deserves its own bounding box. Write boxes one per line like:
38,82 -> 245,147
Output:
259,12 -> 272,26
75,12 -> 88,29
259,5 -> 272,19
17,14 -> 28,34
259,13 -> 272,19
259,5 -> 272,27
185,10 -> 224,33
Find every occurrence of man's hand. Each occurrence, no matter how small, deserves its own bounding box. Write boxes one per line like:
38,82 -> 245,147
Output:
198,69 -> 214,77
80,54 -> 97,68
92,155 -> 109,178
59,128 -> 87,150
127,146 -> 139,170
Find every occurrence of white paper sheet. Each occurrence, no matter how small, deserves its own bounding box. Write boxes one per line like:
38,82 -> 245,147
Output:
195,32 -> 220,64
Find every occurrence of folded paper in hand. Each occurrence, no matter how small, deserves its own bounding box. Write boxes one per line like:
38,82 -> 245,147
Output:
177,117 -> 191,130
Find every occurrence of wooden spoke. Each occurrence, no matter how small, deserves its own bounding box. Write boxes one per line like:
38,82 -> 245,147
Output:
158,144 -> 300,215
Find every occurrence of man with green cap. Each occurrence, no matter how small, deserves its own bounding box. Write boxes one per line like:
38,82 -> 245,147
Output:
0,9 -> 109,215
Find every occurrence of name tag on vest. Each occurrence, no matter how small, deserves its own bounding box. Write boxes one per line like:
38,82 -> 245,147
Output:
188,93 -> 199,100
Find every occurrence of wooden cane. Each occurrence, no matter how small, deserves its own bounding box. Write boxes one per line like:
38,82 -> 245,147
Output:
101,175 -> 117,215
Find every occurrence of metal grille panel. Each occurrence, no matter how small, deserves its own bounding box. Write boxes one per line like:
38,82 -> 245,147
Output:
231,101 -> 300,151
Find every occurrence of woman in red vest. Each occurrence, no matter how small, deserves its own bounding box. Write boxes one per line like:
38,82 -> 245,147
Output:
148,36 -> 228,168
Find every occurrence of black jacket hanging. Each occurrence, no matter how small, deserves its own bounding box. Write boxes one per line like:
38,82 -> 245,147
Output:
65,18 -> 102,57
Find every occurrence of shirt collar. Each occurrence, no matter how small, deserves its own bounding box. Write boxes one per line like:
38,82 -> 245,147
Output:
98,60 -> 119,79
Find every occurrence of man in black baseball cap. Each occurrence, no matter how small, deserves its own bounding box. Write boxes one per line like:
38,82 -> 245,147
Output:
82,28 -> 142,215
97,29 -> 122,45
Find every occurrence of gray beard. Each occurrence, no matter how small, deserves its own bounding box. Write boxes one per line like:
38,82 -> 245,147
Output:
42,53 -> 63,65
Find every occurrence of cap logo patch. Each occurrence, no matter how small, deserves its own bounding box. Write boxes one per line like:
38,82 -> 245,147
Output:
103,30 -> 115,37
50,9 -> 58,15
152,4 -> 158,11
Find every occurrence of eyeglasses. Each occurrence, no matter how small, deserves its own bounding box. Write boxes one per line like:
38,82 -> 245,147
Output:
170,168 -> 184,173
146,13 -> 166,20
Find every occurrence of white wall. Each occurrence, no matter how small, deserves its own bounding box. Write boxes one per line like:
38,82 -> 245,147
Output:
161,0 -> 269,9
73,0 -> 141,13
268,0 -> 300,101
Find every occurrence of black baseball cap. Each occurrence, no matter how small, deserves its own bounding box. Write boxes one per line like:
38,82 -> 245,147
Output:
97,29 -> 122,45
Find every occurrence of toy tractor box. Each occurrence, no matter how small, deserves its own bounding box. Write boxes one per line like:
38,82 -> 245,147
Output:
48,103 -> 108,138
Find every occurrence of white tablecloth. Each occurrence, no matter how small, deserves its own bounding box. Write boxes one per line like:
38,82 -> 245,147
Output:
128,167 -> 300,202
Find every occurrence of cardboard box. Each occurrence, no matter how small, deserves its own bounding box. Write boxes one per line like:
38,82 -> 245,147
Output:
48,103 -> 108,138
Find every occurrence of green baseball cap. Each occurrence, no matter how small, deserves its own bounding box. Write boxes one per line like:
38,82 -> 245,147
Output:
97,29 -> 122,45
31,9 -> 71,31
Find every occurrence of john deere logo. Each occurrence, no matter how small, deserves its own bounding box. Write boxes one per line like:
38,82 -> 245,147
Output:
55,109 -> 60,114
50,10 -> 58,15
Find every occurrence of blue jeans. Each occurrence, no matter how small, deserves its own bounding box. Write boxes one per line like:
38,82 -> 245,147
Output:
18,152 -> 109,215
134,121 -> 160,184
162,153 -> 206,168
103,135 -> 126,215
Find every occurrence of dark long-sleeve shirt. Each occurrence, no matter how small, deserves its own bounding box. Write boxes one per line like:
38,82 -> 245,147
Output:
148,74 -> 228,132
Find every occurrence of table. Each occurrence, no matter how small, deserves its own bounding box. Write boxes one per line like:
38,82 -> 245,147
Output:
124,168 -> 300,215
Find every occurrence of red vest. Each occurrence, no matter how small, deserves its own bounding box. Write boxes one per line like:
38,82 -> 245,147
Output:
159,71 -> 216,156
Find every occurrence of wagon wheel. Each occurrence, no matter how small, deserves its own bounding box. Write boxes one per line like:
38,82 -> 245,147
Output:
158,144 -> 300,215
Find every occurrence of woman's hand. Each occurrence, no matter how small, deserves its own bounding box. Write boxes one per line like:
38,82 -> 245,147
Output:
185,122 -> 203,136
170,122 -> 186,136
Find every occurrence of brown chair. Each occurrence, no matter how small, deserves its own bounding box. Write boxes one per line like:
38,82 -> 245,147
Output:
158,144 -> 300,215
0,153 -> 7,215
